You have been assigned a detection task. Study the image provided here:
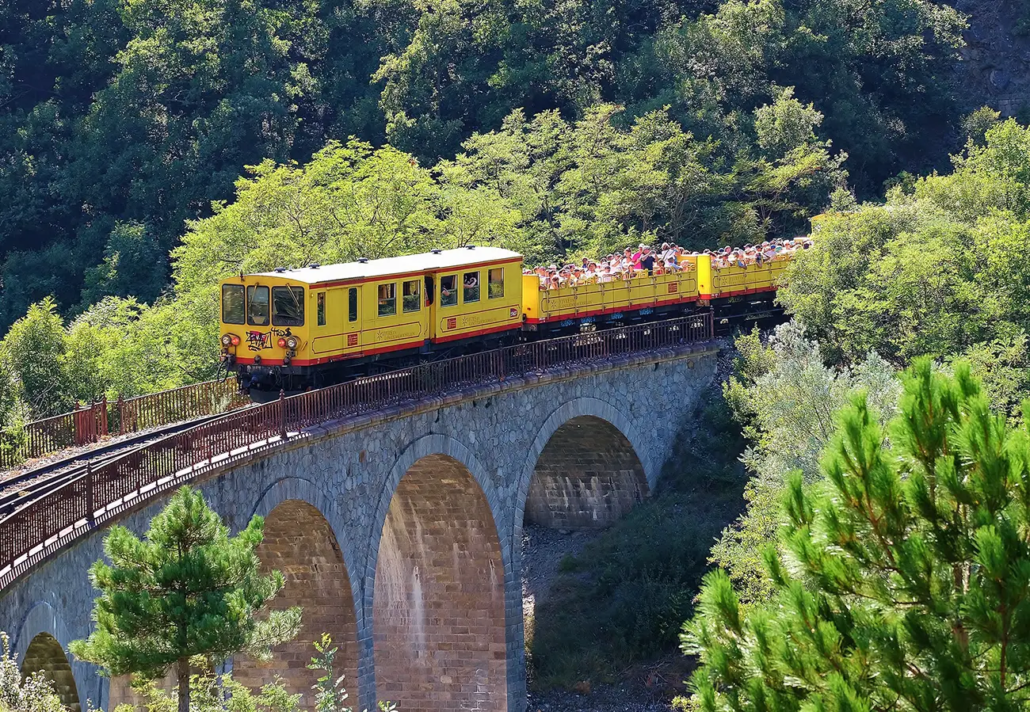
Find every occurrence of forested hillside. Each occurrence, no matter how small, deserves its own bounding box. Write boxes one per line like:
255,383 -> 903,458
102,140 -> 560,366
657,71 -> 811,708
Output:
1,0 -> 965,334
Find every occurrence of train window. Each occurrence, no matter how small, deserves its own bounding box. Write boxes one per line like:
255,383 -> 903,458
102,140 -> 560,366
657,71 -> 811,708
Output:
246,285 -> 269,326
378,283 -> 396,317
348,288 -> 358,322
488,268 -> 504,299
440,275 -> 458,307
272,286 -> 305,326
402,280 -> 421,313
424,274 -> 435,305
317,292 -> 326,326
222,285 -> 245,324
463,271 -> 480,303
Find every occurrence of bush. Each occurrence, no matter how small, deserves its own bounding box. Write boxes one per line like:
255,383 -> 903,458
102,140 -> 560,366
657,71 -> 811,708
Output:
0,632 -> 65,712
712,322 -> 899,604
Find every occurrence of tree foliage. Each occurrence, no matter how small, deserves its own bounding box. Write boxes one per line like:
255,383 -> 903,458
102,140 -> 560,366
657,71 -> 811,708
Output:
0,633 -> 65,712
117,671 -> 301,712
0,0 -> 964,331
1,298 -> 73,418
781,119 -> 1030,396
70,486 -> 301,712
687,359 -> 1030,710
714,322 -> 898,604
307,634 -> 396,712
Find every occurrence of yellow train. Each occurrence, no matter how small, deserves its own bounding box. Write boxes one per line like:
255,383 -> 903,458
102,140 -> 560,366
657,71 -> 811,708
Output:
218,246 -> 788,399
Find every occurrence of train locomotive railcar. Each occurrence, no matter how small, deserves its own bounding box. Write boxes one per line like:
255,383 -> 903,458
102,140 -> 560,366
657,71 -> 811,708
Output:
219,246 -> 525,400
219,245 -> 796,399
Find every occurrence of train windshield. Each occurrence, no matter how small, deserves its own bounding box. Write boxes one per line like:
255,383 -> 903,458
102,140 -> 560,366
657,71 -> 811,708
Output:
247,285 -> 270,326
222,284 -> 245,324
272,286 -> 305,326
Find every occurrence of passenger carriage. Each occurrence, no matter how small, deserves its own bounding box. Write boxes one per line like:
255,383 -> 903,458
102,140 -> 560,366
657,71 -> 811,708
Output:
219,247 -> 524,400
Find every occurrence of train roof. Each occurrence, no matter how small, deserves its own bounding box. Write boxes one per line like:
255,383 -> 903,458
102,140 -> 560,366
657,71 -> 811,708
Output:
246,247 -> 523,286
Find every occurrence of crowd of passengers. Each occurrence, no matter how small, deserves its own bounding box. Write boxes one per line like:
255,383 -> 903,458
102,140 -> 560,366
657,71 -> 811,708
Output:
524,238 -> 814,290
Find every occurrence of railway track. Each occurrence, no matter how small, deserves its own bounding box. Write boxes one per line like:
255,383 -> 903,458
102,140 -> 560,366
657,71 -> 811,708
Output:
0,412 -> 235,519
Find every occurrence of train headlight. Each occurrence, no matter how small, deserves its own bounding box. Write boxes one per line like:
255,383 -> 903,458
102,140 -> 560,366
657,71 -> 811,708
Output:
277,337 -> 287,348
286,336 -> 298,350
230,334 -> 241,346
221,334 -> 232,346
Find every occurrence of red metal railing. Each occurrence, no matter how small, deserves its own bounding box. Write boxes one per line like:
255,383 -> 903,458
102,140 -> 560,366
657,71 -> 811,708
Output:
0,380 -> 249,469
114,381 -> 250,434
0,314 -> 712,590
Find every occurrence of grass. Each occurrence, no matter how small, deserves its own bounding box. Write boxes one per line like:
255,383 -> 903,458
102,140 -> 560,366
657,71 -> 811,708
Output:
526,396 -> 747,691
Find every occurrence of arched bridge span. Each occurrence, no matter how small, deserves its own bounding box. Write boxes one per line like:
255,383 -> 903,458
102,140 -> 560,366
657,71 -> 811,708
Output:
0,335 -> 716,712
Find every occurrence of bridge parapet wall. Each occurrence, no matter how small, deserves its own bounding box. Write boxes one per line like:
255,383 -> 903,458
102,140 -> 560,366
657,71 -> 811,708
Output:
0,343 -> 718,712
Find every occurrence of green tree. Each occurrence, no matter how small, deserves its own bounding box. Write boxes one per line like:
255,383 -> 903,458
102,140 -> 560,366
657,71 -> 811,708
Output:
626,0 -> 964,195
0,298 -> 72,417
79,222 -> 169,307
714,322 -> 898,604
963,106 -> 1002,147
781,119 -> 1030,381
70,486 -> 301,712
686,359 -> 1030,710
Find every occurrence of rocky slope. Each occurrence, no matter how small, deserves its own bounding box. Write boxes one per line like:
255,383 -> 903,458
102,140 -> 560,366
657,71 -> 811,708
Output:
952,0 -> 1030,117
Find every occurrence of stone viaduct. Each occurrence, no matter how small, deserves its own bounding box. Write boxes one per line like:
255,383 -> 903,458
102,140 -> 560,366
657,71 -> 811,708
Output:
0,343 -> 717,712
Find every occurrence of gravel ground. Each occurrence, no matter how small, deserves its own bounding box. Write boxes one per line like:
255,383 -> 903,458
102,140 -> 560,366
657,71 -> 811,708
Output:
521,525 -> 599,624
527,683 -> 678,712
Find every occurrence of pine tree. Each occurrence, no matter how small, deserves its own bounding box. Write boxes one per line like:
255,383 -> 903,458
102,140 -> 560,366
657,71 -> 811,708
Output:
70,486 -> 301,712
685,358 -> 1030,710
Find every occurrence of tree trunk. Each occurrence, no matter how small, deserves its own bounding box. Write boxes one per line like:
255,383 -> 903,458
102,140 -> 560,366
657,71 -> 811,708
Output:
177,657 -> 190,712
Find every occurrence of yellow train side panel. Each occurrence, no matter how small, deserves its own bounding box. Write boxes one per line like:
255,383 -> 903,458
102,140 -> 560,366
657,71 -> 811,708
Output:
710,259 -> 790,298
431,259 -> 524,343
521,274 -> 542,322
531,267 -> 701,324
357,274 -> 430,355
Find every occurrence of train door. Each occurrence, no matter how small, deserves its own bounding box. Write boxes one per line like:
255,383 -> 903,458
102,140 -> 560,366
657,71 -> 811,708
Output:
309,287 -> 351,357
344,286 -> 360,353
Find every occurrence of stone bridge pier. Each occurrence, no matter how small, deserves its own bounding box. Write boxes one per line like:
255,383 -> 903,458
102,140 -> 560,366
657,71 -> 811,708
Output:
0,344 -> 717,712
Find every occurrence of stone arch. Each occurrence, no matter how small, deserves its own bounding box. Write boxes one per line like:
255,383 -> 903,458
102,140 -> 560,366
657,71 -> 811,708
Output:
20,633 -> 80,712
524,416 -> 648,529
514,397 -> 652,532
234,479 -> 360,708
509,397 -> 650,701
10,599 -> 98,710
367,436 -> 510,712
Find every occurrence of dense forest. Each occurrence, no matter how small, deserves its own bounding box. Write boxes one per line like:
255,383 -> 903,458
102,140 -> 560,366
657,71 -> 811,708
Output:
1,0 -> 965,335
